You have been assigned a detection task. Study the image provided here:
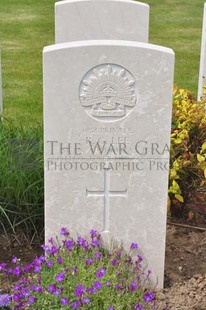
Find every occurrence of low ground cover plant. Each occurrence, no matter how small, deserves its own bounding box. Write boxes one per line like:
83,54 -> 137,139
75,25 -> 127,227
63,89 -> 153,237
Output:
0,229 -> 159,309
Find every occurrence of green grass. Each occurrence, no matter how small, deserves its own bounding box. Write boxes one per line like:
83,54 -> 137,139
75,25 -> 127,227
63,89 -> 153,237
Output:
141,0 -> 205,94
0,0 -> 58,127
0,0 -> 205,126
0,124 -> 44,241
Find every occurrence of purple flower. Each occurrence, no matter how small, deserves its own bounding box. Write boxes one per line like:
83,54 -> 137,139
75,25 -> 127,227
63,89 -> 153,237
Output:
116,252 -> 122,258
14,284 -> 21,291
91,240 -> 101,247
13,293 -> 22,302
137,255 -> 143,262
82,298 -> 90,304
73,266 -> 78,274
0,294 -> 11,307
34,265 -> 41,273
48,284 -> 56,293
50,246 -> 60,255
24,263 -> 34,272
130,243 -> 138,249
129,281 -> 138,292
0,263 -> 7,272
133,303 -> 143,310
96,268 -> 106,278
74,285 -> 84,297
77,237 -> 87,248
108,307 -> 114,310
64,239 -> 74,251
94,252 -> 102,259
93,281 -> 102,290
15,301 -> 24,309
60,227 -> 69,236
111,259 -> 118,266
105,281 -> 110,287
61,297 -> 69,305
144,292 -> 154,302
90,229 -> 97,238
5,268 -> 12,275
115,284 -> 122,290
86,258 -> 93,266
147,269 -> 152,277
46,260 -> 53,268
86,287 -> 96,294
13,266 -> 22,276
41,244 -> 50,251
30,284 -> 36,291
48,237 -> 54,243
57,257 -> 63,264
21,287 -> 30,298
12,256 -> 18,264
127,257 -> 132,263
33,255 -> 45,265
55,272 -> 65,283
35,286 -> 44,293
71,300 -> 80,309
53,289 -> 61,296
27,296 -> 36,306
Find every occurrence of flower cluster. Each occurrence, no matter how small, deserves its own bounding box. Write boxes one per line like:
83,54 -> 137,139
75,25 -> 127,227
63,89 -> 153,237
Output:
0,229 -> 159,309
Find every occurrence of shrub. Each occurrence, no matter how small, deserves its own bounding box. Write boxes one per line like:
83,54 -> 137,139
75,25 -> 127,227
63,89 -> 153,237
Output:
169,86 -> 206,217
0,229 -> 159,310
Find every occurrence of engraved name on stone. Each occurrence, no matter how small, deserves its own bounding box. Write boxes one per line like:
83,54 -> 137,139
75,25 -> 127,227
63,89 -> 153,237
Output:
79,64 -> 138,121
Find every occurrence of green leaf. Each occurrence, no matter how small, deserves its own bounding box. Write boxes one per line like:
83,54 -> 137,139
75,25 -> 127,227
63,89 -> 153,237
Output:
202,142 -> 206,152
174,138 -> 182,144
197,154 -> 205,163
175,194 -> 184,203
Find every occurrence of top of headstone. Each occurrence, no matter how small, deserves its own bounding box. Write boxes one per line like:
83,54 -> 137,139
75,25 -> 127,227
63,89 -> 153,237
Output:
44,40 -> 174,56
55,0 -> 149,7
55,0 -> 150,43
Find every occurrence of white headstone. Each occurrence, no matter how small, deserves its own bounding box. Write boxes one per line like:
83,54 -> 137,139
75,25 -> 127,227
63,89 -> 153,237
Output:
44,40 -> 174,288
198,3 -> 206,100
55,0 -> 149,43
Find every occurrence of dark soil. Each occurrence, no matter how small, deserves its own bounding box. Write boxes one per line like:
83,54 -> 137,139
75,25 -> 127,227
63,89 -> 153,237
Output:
158,223 -> 206,309
165,223 -> 206,287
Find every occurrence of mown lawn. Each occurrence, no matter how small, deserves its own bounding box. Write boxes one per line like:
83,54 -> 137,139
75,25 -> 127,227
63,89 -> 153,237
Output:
0,0 -> 205,127
141,0 -> 205,94
0,0 -> 58,127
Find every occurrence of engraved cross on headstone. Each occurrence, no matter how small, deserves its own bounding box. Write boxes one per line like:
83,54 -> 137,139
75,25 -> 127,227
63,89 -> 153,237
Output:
86,167 -> 127,232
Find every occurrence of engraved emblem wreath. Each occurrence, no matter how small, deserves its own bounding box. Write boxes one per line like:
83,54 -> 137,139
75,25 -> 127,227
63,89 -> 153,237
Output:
79,64 -> 137,121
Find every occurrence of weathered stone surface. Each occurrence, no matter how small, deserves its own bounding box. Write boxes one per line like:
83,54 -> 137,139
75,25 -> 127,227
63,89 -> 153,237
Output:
55,0 -> 149,43
198,3 -> 206,100
43,40 -> 174,288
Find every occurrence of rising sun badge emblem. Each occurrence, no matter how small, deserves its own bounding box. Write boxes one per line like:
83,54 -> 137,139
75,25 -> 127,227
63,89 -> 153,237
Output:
79,64 -> 137,121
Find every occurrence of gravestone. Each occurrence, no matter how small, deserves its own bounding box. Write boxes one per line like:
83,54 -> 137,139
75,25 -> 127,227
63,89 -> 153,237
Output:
44,39 -> 174,288
55,0 -> 149,43
198,3 -> 206,100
